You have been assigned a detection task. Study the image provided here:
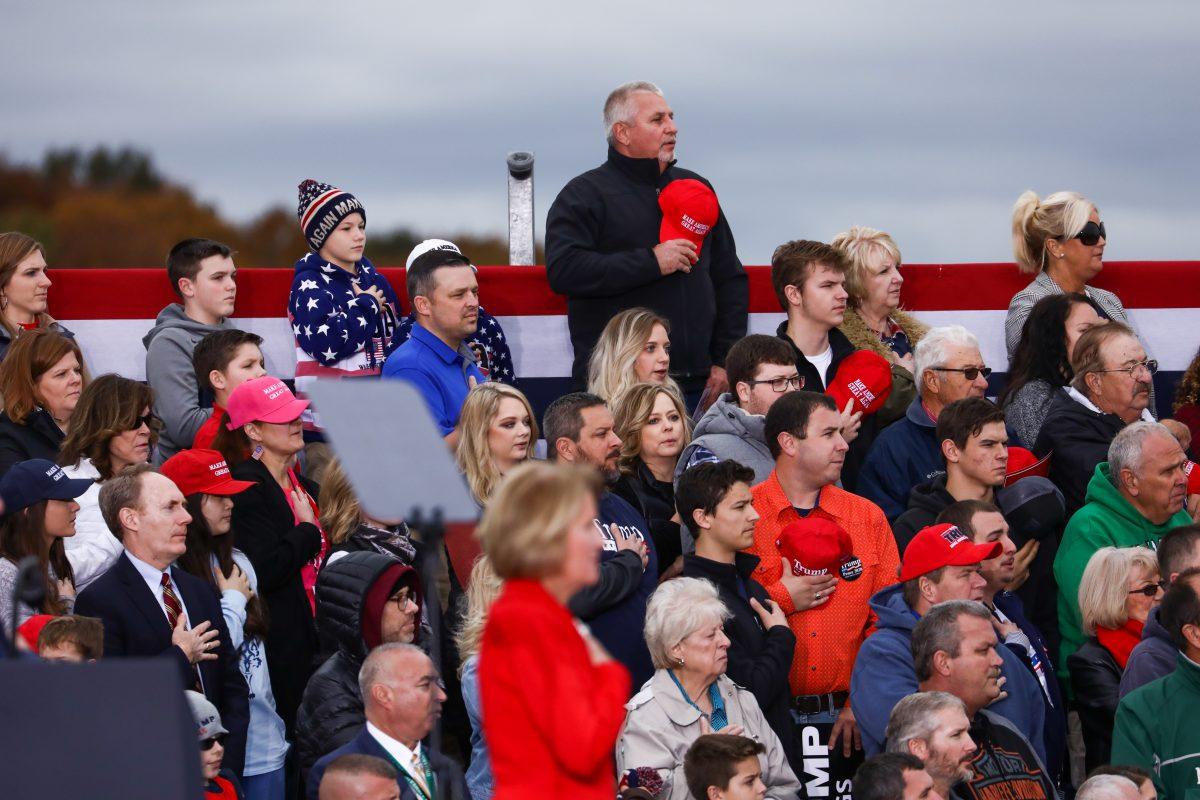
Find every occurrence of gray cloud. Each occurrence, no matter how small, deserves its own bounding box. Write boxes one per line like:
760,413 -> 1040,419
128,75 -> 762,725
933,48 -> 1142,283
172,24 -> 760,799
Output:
4,1 -> 1198,263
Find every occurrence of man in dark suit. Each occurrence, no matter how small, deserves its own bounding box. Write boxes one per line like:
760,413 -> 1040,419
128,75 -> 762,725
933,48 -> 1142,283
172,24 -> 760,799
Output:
74,464 -> 250,775
308,644 -> 467,800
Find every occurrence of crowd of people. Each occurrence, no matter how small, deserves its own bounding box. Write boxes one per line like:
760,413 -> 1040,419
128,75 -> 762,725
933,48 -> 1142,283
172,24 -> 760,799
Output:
1,79 -> 1199,800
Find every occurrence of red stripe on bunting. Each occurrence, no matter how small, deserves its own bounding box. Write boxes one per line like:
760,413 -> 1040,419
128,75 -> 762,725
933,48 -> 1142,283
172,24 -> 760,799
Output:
46,261 -> 1200,320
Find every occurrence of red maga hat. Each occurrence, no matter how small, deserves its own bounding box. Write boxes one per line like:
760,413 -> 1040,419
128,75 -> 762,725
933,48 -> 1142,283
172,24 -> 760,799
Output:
900,523 -> 1003,582
776,517 -> 863,581
1004,447 -> 1052,487
1186,460 -> 1200,496
826,350 -> 893,417
161,449 -> 256,497
658,179 -> 719,257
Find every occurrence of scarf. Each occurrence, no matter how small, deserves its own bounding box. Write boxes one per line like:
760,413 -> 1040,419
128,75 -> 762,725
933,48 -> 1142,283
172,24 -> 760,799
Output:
1096,618 -> 1145,669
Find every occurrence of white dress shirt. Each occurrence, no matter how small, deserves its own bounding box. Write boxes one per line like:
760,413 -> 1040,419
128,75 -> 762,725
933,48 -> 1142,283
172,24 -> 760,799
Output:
366,721 -> 427,790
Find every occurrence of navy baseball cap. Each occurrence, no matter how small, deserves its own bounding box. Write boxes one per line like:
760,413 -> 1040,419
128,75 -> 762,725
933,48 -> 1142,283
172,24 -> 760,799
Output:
0,459 -> 93,514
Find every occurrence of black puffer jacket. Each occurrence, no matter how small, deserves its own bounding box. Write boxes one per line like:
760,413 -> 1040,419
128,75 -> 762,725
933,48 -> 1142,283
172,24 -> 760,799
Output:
1033,390 -> 1128,517
294,551 -> 420,782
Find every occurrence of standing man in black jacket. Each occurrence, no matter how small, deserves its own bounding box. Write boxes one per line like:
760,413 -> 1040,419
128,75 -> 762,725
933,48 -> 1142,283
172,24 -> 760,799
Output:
678,459 -> 799,775
546,80 -> 748,401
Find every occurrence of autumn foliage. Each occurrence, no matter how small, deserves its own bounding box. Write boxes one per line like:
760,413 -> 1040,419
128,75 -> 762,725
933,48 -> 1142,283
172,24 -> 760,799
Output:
0,147 -> 532,268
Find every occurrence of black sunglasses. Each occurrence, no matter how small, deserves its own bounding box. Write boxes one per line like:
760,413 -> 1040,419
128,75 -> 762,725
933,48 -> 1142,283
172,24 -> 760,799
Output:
931,366 -> 992,381
200,734 -> 227,751
1128,582 -> 1165,598
1073,221 -> 1107,247
132,413 -> 161,430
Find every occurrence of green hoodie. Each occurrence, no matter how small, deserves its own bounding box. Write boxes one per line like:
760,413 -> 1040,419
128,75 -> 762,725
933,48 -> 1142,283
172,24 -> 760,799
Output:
1053,463 -> 1192,695
1112,653 -> 1200,799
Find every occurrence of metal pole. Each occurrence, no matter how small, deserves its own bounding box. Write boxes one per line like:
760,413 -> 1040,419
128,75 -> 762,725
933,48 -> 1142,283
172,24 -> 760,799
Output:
506,151 -> 535,265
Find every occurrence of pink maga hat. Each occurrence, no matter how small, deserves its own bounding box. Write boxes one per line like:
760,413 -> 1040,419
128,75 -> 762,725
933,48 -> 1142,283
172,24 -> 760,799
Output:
226,376 -> 310,430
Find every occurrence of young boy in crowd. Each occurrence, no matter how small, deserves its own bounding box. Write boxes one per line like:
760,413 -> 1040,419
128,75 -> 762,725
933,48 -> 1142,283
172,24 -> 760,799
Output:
144,238 -> 239,462
36,614 -> 103,662
191,329 -> 268,450
684,734 -> 768,800
290,179 -> 400,433
186,690 -> 243,799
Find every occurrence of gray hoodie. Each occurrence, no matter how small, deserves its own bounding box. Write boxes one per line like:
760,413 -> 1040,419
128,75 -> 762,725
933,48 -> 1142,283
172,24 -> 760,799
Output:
673,392 -> 775,486
143,304 -> 231,462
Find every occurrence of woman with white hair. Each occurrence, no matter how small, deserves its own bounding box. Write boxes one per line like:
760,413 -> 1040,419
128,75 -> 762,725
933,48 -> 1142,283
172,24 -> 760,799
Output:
616,577 -> 800,799
1068,546 -> 1162,773
1006,190 -> 1135,361
832,226 -> 928,425
587,308 -> 682,404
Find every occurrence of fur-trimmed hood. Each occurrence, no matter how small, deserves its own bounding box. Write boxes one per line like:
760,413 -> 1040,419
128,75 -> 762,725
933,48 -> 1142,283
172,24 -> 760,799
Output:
838,307 -> 928,357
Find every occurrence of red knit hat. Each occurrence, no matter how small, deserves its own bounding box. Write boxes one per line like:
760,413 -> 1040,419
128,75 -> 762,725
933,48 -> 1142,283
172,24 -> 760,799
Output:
1004,447 -> 1052,487
900,523 -> 1003,581
826,351 -> 893,417
658,179 -> 719,256
776,518 -> 863,581
361,564 -> 422,649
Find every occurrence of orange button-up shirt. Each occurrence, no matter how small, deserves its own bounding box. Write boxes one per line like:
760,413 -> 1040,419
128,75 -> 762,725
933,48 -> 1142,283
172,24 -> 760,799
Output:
745,470 -> 900,697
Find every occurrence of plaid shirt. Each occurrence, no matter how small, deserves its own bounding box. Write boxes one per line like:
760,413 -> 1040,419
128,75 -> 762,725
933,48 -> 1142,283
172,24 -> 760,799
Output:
745,470 -> 900,696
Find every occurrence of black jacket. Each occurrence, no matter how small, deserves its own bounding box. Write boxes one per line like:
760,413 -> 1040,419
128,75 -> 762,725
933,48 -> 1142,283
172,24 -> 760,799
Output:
74,553 -> 251,777
546,146 -> 748,383
1067,637 -> 1122,773
775,323 -> 881,492
230,457 -> 323,735
0,409 -> 65,478
892,474 -> 955,553
682,552 -> 799,775
296,552 -> 420,783
1033,390 -> 1127,517
613,460 -> 683,574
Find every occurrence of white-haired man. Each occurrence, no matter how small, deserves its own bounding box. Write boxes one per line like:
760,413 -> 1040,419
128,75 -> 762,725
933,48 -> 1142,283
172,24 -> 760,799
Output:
858,325 -> 992,520
545,81 -> 747,403
1054,420 -> 1192,692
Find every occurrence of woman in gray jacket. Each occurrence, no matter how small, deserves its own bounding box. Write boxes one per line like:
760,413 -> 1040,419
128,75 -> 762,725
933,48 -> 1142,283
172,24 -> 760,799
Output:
616,577 -> 800,800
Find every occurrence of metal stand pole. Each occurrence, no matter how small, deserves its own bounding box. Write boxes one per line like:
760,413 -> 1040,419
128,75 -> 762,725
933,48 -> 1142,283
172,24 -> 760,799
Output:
506,151 -> 535,266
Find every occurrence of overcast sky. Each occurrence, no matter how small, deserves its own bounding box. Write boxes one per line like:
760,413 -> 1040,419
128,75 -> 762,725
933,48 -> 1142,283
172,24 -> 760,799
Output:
5,1 -> 1198,264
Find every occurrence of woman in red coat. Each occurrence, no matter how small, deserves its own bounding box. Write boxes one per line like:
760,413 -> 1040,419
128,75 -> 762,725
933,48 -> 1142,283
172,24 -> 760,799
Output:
479,461 -> 631,799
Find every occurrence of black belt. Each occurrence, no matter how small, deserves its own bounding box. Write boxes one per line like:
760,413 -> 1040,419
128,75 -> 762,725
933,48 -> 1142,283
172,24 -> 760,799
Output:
793,691 -> 848,715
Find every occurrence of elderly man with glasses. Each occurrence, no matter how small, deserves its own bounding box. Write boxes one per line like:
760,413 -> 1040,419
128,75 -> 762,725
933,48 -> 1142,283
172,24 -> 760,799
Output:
858,325 -> 993,521
1034,321 -> 1158,516
1054,421 -> 1192,697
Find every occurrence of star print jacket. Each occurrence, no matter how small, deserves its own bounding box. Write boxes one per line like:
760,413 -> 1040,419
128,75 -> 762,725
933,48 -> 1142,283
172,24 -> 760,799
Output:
289,252 -> 400,381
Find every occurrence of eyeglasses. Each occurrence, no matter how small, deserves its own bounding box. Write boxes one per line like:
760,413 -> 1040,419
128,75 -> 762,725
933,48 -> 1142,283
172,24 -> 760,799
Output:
1095,359 -> 1158,380
1128,582 -> 1165,598
744,375 -> 805,393
930,366 -> 992,381
1073,221 -> 1107,246
133,413 -> 161,430
200,734 -> 227,751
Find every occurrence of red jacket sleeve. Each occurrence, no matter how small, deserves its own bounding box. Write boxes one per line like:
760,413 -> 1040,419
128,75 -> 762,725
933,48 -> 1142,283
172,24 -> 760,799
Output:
484,604 -> 631,778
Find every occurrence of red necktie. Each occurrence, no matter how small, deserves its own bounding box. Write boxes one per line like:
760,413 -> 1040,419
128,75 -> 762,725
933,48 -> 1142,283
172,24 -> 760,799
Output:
161,572 -> 203,692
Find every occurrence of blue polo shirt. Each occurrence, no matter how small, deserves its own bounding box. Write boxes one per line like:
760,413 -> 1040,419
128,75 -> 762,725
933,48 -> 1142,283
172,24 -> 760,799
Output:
382,323 -> 485,436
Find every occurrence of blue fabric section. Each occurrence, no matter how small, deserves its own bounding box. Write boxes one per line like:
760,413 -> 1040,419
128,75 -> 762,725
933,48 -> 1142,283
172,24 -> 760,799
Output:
382,324 -> 485,435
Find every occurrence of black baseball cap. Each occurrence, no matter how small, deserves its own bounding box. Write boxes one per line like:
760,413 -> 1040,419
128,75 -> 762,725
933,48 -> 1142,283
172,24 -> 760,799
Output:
0,459 -> 93,514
